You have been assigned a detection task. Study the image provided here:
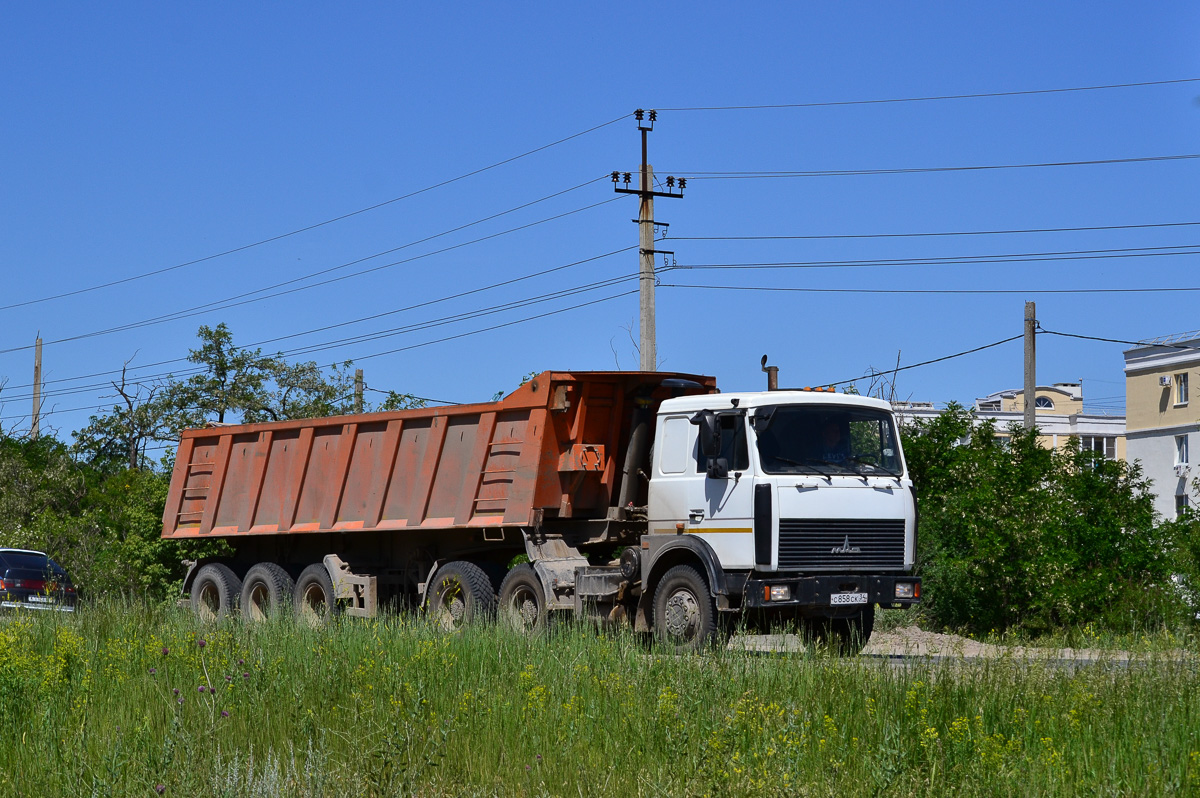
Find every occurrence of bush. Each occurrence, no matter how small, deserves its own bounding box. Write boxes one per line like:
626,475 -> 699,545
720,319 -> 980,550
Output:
0,434 -> 225,600
902,405 -> 1187,634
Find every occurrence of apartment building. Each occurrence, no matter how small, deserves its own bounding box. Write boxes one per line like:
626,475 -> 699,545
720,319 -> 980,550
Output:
1124,330 -> 1200,519
894,382 -> 1126,460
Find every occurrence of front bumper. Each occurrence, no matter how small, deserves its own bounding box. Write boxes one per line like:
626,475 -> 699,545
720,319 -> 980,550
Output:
1,599 -> 76,612
743,574 -> 920,609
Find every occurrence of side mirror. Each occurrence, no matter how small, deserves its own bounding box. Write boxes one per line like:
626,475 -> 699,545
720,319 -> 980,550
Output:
706,456 -> 729,479
690,410 -> 721,457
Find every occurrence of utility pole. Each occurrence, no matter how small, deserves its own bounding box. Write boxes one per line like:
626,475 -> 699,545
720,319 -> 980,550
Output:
354,368 -> 364,414
613,110 -> 684,371
31,335 -> 43,439
1024,301 -> 1036,431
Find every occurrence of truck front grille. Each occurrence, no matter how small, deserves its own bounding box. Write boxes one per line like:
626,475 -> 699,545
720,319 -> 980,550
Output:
777,518 -> 906,571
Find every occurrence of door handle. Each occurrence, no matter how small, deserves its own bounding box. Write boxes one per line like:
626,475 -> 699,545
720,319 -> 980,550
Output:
688,509 -> 705,523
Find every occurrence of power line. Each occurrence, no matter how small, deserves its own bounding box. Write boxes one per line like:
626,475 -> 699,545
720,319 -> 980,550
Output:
237,246 -> 636,353
676,243 -> 1200,272
828,335 -> 1024,388
677,153 -> 1200,179
656,77 -> 1200,112
664,283 -> 1200,296
667,220 -> 1200,242
0,116 -> 630,313
2,266 -> 655,403
1040,328 -> 1200,351
0,289 -> 638,423
0,192 -> 632,355
320,290 -> 638,366
254,273 -> 645,362
1,243 -> 638,394
362,387 -> 461,406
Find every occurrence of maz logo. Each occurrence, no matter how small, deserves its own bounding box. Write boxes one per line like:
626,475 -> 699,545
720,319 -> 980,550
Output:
830,535 -> 861,555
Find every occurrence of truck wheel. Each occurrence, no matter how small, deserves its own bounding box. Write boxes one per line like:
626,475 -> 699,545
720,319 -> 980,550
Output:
498,564 -> 547,634
240,563 -> 294,622
294,564 -> 341,627
426,561 -> 495,631
191,564 -> 242,622
652,565 -> 721,653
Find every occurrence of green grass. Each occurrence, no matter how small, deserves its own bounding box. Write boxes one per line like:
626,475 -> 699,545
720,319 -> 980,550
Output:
2,602 -> 1199,796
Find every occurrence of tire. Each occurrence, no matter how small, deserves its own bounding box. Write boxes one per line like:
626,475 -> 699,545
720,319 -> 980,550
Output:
652,565 -> 722,653
294,564 -> 341,627
426,561 -> 496,631
240,562 -> 295,622
812,605 -> 876,656
190,563 -> 242,622
498,564 -> 547,634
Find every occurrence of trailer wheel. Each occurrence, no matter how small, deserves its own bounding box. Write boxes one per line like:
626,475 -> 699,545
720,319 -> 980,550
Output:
240,563 -> 294,622
426,561 -> 495,631
498,564 -> 547,634
652,565 -> 721,653
191,564 -> 242,622
294,564 -> 341,627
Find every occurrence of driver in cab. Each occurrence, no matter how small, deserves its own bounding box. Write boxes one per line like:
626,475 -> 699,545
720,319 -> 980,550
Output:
816,417 -> 850,465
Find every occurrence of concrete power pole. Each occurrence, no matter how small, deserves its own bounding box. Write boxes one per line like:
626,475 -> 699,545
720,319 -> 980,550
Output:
1024,301 -> 1037,431
613,110 -> 684,371
354,368 -> 364,414
31,335 -> 43,439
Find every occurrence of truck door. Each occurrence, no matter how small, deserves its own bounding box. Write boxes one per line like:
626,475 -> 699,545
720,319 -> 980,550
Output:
686,412 -> 755,569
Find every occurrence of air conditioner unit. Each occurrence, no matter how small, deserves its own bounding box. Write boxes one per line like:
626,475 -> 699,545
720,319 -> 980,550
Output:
1160,376 -> 1174,387
1174,464 -> 1191,478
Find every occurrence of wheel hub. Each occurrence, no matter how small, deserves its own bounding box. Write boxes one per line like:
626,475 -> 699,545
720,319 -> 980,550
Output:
509,586 -> 539,628
664,589 -> 700,639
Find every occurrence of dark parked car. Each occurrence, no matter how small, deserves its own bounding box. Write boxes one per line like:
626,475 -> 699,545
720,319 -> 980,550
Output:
0,549 -> 76,612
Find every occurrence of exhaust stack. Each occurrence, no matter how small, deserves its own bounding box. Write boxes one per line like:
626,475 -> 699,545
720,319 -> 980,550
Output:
760,355 -> 779,391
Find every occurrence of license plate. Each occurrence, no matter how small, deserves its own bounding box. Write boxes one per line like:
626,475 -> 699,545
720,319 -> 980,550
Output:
830,592 -> 868,606
28,596 -> 54,604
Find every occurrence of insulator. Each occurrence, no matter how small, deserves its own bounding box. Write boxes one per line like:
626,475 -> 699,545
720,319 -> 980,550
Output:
634,109 -> 644,121
678,178 -> 687,189
611,171 -> 620,182
649,110 -> 657,122
666,176 -> 674,187
623,172 -> 631,183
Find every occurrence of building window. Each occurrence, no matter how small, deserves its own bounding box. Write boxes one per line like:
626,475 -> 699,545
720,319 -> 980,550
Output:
1034,396 -> 1054,410
1177,435 -> 1190,465
1080,436 -> 1116,460
1177,493 -> 1190,517
1176,373 -> 1190,406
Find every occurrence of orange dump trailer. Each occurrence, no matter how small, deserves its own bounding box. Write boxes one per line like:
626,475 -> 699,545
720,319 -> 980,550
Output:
164,370 -> 714,539
164,370 -> 715,626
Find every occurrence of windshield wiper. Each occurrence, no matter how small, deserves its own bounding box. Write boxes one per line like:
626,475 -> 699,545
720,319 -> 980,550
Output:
768,455 -> 837,477
846,456 -> 900,476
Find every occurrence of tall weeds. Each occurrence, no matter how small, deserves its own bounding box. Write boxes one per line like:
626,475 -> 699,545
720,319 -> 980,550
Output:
1,601 -> 1197,796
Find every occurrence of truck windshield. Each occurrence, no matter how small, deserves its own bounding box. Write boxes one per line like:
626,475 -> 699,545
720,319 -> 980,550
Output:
753,406 -> 904,476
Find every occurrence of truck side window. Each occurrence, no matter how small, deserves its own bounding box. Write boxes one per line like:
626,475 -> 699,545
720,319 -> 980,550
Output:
660,416 -> 690,474
694,414 -> 749,474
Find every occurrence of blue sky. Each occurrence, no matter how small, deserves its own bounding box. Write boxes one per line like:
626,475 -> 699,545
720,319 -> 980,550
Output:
1,2 -> 1198,438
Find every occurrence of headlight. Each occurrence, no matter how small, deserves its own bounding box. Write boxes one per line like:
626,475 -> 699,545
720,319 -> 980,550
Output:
894,582 -> 919,599
766,585 -> 791,602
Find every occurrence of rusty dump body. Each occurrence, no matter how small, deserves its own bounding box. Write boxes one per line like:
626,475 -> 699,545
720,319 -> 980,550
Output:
163,371 -> 715,573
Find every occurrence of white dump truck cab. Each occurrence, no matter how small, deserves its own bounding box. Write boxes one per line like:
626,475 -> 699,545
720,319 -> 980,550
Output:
642,389 -> 921,647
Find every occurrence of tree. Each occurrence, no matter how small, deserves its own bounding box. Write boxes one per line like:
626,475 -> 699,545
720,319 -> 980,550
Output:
248,360 -> 363,422
376,390 -> 428,411
902,405 -> 1181,633
73,360 -> 182,471
166,323 -> 279,426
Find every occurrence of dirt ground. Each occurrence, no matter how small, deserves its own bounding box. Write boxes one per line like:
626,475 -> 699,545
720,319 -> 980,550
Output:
861,625 -> 1138,661
736,626 -> 1166,662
